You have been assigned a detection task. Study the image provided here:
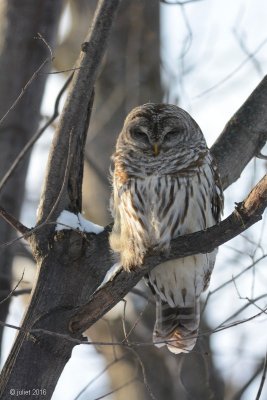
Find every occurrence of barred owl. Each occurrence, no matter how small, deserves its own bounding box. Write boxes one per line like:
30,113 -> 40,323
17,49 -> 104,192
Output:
109,103 -> 223,354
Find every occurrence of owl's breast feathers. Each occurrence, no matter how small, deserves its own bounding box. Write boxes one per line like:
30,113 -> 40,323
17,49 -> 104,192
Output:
111,151 -> 223,269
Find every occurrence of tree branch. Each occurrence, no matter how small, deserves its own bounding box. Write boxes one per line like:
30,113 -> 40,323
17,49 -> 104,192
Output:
36,0 -> 120,227
211,76 -> 267,189
0,206 -> 30,235
70,174 -> 267,334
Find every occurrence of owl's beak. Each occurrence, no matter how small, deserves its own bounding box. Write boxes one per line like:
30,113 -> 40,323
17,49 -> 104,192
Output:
153,143 -> 160,156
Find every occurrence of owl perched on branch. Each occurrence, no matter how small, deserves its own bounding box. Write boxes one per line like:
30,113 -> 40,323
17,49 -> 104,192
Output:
109,103 -> 223,354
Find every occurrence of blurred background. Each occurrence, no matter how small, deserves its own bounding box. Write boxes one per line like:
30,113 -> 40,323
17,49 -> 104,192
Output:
0,0 -> 267,399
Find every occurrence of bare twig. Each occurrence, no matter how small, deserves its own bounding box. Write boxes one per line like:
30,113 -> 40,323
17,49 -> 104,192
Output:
201,254 -> 267,314
0,59 -> 49,128
212,306 -> 267,335
93,378 -> 137,400
232,361 -> 265,400
195,36 -> 267,98
0,289 -> 31,297
127,347 -> 158,400
0,270 -> 25,306
35,32 -> 54,60
73,355 -> 129,400
0,33 -> 54,129
203,254 -> 267,304
0,206 -> 30,235
122,303 -> 149,343
233,28 -> 263,76
0,73 -> 73,194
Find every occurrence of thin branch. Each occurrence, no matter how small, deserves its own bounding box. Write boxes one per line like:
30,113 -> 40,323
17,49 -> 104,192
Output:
202,254 -> 267,312
195,36 -> 267,98
0,270 -> 25,306
0,206 -> 30,235
1,304 -> 266,352
0,289 -> 31,297
212,306 -> 267,335
0,73 -> 73,194
0,34 -> 53,128
35,32 -> 54,61
122,302 -> 149,343
232,360 -> 266,400
70,174 -> 267,334
233,28 -> 263,76
215,294 -> 267,330
44,66 -> 83,75
74,355 -> 129,400
93,378 -> 137,400
127,347 -> 158,400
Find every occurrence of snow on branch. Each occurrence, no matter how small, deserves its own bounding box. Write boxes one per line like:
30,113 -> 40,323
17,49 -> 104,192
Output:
56,210 -> 103,234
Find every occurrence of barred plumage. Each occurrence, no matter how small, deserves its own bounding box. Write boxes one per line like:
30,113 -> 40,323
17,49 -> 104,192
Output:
110,103 -> 223,354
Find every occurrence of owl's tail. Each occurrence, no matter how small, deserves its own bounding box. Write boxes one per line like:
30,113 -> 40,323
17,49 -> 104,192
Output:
153,297 -> 200,354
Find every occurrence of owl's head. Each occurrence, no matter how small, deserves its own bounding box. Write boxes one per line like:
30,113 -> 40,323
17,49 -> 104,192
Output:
117,103 -> 206,157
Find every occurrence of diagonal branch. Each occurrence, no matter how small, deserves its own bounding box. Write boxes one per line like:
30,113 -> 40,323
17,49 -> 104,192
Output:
211,76 -> 267,189
36,0 -> 120,226
70,174 -> 267,334
0,206 -> 30,235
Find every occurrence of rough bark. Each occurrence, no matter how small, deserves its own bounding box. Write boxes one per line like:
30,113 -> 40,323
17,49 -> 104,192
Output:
0,0 -> 63,355
211,75 -> 267,190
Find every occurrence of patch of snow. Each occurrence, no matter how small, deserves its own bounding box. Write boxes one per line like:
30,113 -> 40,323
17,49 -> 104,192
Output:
55,210 -> 104,234
95,262 -> 122,291
78,213 -> 104,234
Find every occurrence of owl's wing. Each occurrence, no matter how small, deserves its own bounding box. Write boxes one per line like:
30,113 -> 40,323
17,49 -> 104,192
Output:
150,156 -> 224,354
110,172 -> 148,269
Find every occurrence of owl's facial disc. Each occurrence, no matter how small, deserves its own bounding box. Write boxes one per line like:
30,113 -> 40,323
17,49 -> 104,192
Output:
130,126 -> 161,156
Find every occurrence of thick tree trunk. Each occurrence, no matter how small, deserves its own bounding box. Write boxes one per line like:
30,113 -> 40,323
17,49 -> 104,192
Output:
0,0 -> 63,355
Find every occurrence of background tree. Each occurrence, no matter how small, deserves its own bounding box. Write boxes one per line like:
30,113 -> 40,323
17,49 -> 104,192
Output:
0,0 -> 63,357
